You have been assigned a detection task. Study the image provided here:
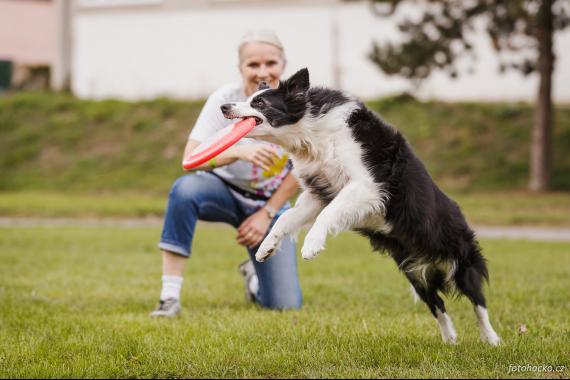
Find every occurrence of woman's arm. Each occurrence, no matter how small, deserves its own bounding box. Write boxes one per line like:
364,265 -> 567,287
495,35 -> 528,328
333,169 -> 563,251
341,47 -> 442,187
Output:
237,173 -> 299,248
265,172 -> 299,213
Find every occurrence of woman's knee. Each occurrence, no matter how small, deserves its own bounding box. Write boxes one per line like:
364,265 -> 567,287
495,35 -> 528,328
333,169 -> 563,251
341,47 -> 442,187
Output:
169,174 -> 209,204
255,238 -> 302,310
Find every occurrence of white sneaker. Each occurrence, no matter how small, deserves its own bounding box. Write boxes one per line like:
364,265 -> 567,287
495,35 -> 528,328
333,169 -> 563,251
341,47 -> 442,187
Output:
149,298 -> 181,317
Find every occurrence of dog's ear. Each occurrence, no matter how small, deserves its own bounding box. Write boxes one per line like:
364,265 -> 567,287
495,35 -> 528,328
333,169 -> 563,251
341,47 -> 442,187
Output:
285,68 -> 310,96
258,81 -> 270,91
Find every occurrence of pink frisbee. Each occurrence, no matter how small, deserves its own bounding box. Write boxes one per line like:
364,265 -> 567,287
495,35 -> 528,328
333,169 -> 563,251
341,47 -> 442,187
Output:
182,117 -> 257,170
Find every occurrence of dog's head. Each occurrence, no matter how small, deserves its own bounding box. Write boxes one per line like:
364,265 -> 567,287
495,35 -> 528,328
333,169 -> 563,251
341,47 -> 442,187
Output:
221,68 -> 310,142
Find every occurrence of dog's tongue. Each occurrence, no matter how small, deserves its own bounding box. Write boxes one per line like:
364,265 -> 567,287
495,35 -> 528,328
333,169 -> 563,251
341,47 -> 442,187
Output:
182,117 -> 257,170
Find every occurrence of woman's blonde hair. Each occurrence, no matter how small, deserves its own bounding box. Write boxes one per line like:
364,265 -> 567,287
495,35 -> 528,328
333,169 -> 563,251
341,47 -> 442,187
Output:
238,29 -> 286,65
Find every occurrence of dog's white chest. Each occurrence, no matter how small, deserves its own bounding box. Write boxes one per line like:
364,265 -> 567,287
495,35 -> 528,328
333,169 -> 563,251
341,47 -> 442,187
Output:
293,156 -> 349,201
289,120 -> 392,235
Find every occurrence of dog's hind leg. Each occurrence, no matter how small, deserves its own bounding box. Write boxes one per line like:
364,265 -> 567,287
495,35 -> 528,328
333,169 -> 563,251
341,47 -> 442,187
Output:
473,305 -> 501,346
256,191 -> 322,262
405,271 -> 458,344
454,258 -> 501,346
370,236 -> 457,344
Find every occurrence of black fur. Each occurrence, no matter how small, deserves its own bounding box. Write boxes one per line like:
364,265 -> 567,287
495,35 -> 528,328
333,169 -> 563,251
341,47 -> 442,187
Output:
252,70 -> 351,124
300,173 -> 336,205
307,87 -> 351,118
252,68 -> 493,322
347,104 -> 490,314
251,68 -> 309,128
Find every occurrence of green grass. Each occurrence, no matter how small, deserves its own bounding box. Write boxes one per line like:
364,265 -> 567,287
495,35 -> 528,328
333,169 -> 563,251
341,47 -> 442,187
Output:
0,226 -> 568,378
2,190 -> 570,227
0,191 -> 167,218
370,96 -> 570,191
451,191 -> 570,226
1,91 -> 570,194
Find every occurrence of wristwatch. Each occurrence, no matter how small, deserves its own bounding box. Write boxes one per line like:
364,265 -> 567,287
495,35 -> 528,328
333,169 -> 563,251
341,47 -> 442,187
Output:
263,205 -> 277,219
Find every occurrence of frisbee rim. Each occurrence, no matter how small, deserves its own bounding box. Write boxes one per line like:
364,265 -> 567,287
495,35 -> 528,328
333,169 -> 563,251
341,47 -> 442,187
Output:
182,117 -> 257,170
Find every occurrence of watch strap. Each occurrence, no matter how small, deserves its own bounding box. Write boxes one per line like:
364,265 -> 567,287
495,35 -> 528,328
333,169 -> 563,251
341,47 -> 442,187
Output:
263,205 -> 277,218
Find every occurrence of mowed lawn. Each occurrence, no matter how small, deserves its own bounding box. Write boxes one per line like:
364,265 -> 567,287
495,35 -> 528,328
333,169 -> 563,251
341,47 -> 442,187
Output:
2,191 -> 570,226
0,225 -> 568,378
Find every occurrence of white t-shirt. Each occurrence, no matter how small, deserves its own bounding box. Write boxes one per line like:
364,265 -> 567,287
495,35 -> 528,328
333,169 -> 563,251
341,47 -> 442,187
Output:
189,83 -> 292,204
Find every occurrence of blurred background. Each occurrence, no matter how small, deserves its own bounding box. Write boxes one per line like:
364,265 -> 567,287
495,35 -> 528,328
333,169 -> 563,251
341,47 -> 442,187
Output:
1,2 -> 570,378
0,0 -> 569,223
2,0 -> 570,100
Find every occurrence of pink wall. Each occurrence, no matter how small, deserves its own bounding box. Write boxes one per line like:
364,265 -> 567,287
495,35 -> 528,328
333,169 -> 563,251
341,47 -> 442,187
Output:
0,0 -> 55,64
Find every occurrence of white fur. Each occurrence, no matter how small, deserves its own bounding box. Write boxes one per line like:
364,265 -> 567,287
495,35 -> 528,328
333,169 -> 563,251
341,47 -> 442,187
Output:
230,99 -> 391,260
475,305 -> 501,346
399,258 -> 457,289
286,103 -> 391,258
410,285 -> 420,304
256,191 -> 322,262
435,308 -> 458,344
227,87 -> 501,346
223,89 -> 270,125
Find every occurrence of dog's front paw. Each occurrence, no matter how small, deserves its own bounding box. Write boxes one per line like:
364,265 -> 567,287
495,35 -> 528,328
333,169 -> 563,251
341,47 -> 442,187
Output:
301,229 -> 326,260
255,233 -> 281,262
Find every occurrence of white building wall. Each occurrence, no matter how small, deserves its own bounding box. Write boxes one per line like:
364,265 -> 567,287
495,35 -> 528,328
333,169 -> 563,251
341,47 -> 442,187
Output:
72,1 -> 570,102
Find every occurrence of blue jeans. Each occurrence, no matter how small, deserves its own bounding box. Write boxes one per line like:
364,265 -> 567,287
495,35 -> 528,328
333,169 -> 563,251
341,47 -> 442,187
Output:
159,172 -> 302,310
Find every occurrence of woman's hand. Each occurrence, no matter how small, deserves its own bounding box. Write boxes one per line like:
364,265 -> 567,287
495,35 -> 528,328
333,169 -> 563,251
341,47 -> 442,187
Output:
234,145 -> 278,171
236,208 -> 272,248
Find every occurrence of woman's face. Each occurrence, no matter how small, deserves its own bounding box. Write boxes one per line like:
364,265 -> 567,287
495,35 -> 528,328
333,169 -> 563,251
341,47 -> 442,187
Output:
239,42 -> 285,96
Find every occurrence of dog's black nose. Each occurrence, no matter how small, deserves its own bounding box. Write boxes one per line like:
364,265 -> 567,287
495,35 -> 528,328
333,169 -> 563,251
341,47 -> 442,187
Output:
221,103 -> 233,114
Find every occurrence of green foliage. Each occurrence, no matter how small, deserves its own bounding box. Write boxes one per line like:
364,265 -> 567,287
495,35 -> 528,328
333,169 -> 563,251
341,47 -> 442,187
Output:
367,96 -> 570,191
368,0 -> 570,79
0,92 -> 203,193
1,92 -> 570,194
0,226 -> 568,378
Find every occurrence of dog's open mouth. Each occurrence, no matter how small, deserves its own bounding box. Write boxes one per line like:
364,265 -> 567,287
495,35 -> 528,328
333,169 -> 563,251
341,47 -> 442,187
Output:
237,116 -> 262,126
229,116 -> 262,125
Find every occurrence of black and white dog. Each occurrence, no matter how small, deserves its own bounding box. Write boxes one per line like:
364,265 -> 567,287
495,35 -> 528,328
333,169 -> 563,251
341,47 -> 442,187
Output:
221,68 -> 501,345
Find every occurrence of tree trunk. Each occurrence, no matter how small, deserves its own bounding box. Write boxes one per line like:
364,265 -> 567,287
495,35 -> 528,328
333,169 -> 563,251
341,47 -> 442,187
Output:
529,0 -> 554,192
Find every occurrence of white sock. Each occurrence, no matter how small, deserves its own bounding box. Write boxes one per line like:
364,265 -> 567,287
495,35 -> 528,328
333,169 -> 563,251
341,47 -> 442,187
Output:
160,275 -> 184,301
248,274 -> 259,297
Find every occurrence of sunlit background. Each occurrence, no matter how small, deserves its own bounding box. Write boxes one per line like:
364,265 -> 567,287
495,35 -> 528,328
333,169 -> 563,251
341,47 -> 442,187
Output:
0,2 -> 569,377
2,0 -> 570,101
